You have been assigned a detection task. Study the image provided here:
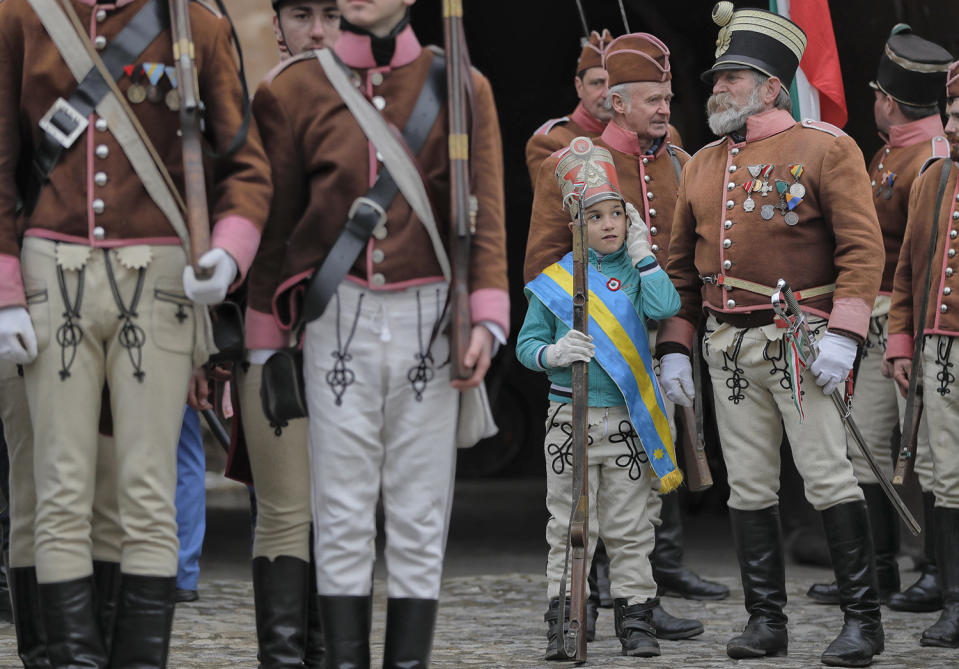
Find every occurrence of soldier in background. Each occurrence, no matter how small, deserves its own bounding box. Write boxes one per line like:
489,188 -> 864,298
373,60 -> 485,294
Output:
659,3 -> 885,665
886,60 -> 959,650
807,26 -> 952,612
233,0 -> 339,665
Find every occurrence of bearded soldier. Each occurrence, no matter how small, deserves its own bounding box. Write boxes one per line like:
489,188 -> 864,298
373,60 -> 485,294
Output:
234,0 -> 339,664
885,60 -> 959,650
251,0 -> 509,665
807,26 -> 952,612
658,3 -> 885,666
525,31 -> 728,644
0,0 -> 271,664
525,29 -> 615,185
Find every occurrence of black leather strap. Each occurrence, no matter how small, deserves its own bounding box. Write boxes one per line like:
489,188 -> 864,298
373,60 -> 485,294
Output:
24,0 -> 167,214
301,52 -> 446,324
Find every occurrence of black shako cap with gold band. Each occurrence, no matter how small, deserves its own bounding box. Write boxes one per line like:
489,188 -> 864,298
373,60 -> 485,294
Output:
700,1 -> 806,88
869,24 -> 952,107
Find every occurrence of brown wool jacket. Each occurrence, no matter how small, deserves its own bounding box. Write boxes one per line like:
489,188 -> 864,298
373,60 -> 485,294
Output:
0,0 -> 272,307
246,27 -> 509,347
659,109 -> 884,353
524,103 -> 607,186
886,159 -> 959,361
866,114 -> 949,294
524,120 -> 687,285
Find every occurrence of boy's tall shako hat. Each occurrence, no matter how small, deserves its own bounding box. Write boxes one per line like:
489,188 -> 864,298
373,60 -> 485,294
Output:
604,33 -> 671,87
555,137 -> 624,219
948,61 -> 959,99
870,25 -> 952,106
578,29 -> 614,74
700,1 -> 806,89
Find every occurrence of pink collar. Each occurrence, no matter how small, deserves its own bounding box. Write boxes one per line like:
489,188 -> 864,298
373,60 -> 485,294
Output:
333,24 -> 422,70
601,119 -> 669,158
570,103 -> 607,136
744,109 -> 796,143
882,114 -> 946,148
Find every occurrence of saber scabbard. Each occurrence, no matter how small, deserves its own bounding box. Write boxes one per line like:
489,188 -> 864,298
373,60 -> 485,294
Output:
771,279 -> 921,536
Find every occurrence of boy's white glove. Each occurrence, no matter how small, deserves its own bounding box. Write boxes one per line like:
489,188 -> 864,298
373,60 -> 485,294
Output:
0,306 -> 38,364
810,331 -> 858,395
625,202 -> 653,265
183,248 -> 238,305
659,352 -> 694,407
544,329 -> 595,368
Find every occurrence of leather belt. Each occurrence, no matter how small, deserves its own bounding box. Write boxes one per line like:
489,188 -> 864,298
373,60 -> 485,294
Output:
700,273 -> 835,300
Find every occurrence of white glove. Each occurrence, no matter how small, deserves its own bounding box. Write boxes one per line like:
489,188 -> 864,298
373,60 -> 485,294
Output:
544,329 -> 595,368
810,331 -> 858,395
625,202 -> 653,265
183,248 -> 238,305
659,352 -> 694,407
0,306 -> 38,364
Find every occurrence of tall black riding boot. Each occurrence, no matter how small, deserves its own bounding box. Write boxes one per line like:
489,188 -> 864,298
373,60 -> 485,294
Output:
108,574 -> 176,668
38,575 -> 107,668
252,556 -> 310,668
652,493 -> 729,600
92,561 -> 120,657
808,484 -> 901,605
819,501 -> 884,667
920,506 -> 959,647
304,556 -> 324,669
9,566 -> 51,668
319,595 -> 371,669
725,507 -> 788,659
383,598 -> 438,669
613,598 -> 659,657
889,491 -> 943,612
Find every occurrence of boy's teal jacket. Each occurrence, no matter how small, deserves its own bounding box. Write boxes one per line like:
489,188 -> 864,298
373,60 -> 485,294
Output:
516,245 -> 681,406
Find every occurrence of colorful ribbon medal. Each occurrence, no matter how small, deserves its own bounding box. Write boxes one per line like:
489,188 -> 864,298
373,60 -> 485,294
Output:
742,179 -> 756,212
775,180 -> 800,226
142,63 -> 165,103
880,171 -> 897,200
164,66 -> 180,111
788,163 -> 805,198
125,64 -> 146,104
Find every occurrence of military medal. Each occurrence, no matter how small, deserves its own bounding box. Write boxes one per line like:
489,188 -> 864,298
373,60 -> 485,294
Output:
742,180 -> 756,212
748,164 -> 774,196
776,178 -> 803,225
164,67 -> 180,111
143,63 -> 165,104
125,64 -> 146,104
761,204 -> 775,220
788,163 -> 806,199
880,171 -> 896,200
784,211 -> 799,226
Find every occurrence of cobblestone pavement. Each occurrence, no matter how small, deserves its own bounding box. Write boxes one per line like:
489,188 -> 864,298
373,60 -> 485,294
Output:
1,568 -> 954,668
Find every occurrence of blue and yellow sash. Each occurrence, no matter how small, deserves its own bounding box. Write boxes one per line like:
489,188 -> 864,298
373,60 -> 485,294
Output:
527,254 -> 682,492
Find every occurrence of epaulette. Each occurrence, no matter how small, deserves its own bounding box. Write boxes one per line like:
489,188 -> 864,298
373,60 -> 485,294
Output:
918,136 -> 951,175
532,117 -> 571,137
668,144 -> 690,158
919,156 -> 947,176
263,51 -> 316,85
801,118 -> 845,137
426,44 -> 483,77
690,136 -> 725,159
192,0 -> 221,18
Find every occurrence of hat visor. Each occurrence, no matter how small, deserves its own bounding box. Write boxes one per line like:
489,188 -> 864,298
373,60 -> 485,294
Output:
700,56 -> 780,85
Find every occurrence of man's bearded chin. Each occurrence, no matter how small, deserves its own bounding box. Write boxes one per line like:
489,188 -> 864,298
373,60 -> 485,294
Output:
949,133 -> 959,162
706,87 -> 765,137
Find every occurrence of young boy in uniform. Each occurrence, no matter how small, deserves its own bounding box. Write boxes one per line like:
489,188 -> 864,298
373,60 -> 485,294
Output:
517,137 -> 683,660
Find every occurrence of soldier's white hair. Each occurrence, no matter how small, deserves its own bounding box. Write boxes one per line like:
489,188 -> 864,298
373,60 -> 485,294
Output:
604,83 -> 633,113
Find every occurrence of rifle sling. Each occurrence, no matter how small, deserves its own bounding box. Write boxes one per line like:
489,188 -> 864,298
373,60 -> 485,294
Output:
24,0 -> 168,214
901,158 -> 952,447
301,51 -> 445,325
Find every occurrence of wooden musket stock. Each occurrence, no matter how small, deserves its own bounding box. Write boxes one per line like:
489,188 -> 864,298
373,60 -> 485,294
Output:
169,0 -> 211,276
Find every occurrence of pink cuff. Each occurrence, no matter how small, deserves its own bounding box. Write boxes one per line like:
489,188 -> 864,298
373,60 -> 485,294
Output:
211,216 -> 262,287
470,288 -> 510,338
0,255 -> 25,309
244,307 -> 289,349
827,297 -> 873,340
658,317 -> 696,351
885,333 -> 914,361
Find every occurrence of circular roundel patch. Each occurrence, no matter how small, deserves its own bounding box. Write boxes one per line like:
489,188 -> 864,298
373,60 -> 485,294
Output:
607,278 -> 621,291
571,136 -> 594,156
